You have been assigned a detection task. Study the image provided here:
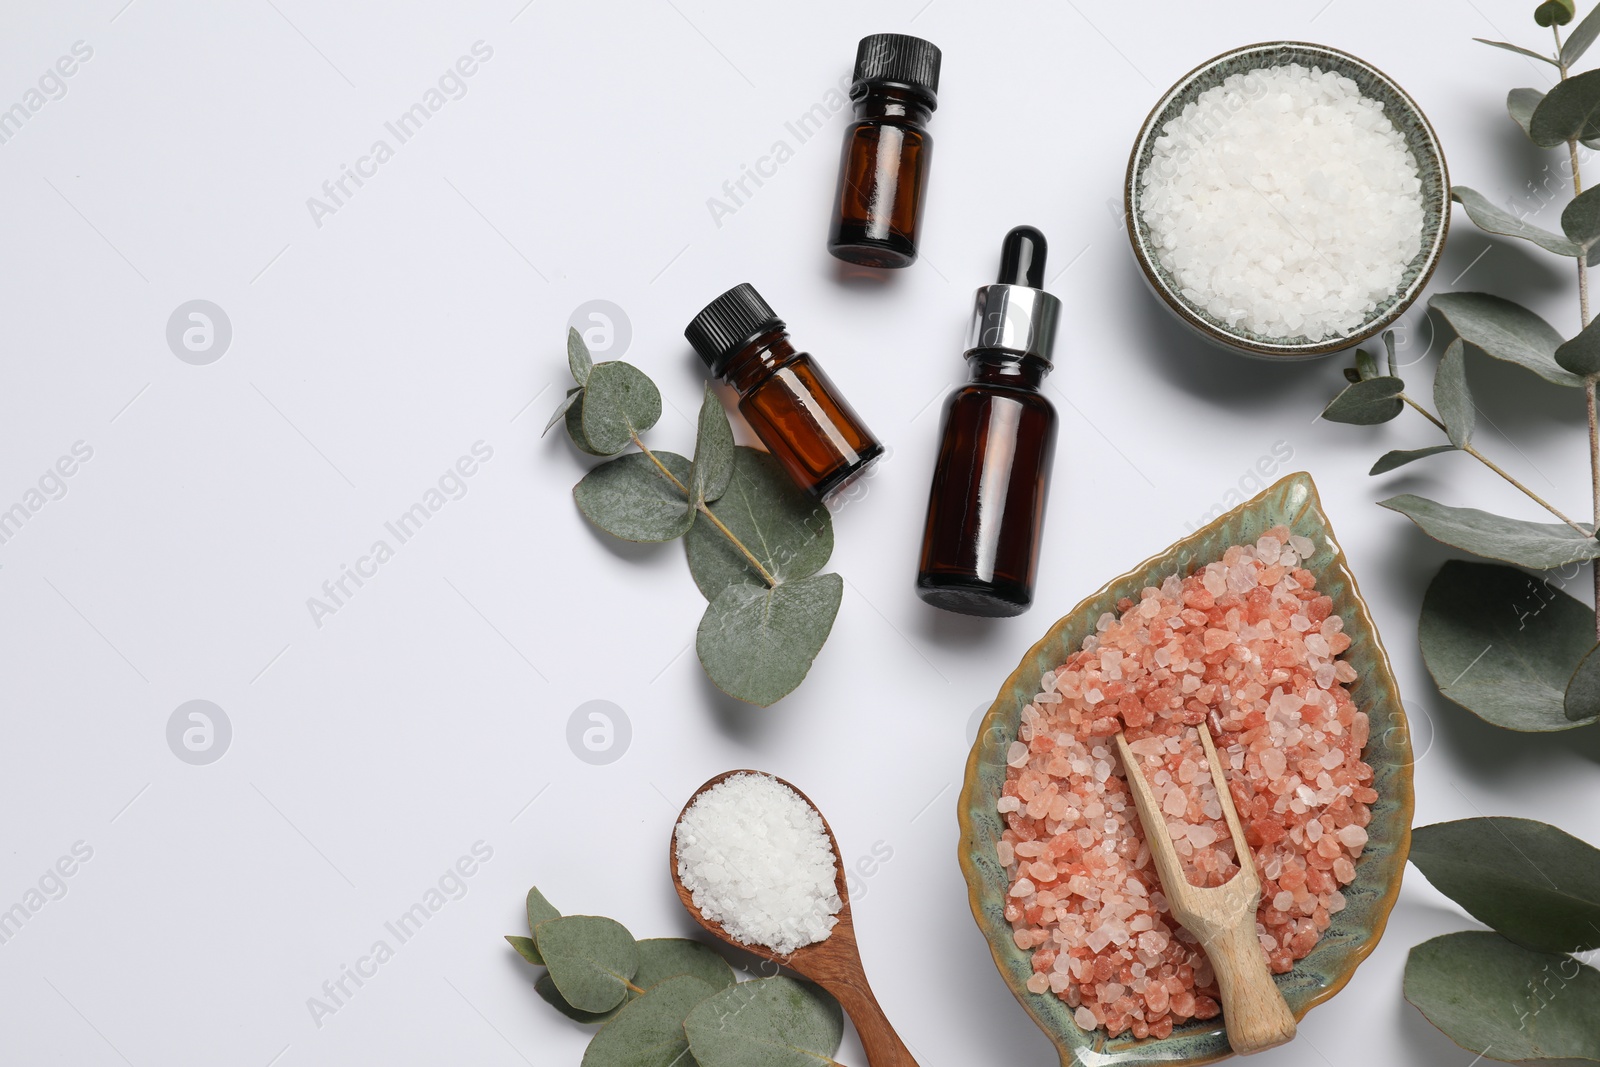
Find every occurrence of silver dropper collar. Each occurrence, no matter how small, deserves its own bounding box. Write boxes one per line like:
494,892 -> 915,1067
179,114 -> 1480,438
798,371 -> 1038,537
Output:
965,283 -> 1062,366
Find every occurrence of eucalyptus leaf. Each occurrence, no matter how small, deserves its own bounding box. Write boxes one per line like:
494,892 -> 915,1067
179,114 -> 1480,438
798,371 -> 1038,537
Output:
1370,445 -> 1456,475
1555,317 -> 1600,377
690,385 -> 736,506
1381,494 -> 1600,569
1404,931 -> 1600,1067
1410,818 -> 1600,954
1342,367 -> 1362,384
1536,0 -> 1577,27
684,977 -> 844,1067
506,935 -> 543,966
1567,3 -> 1600,65
568,327 -> 594,386
1563,185 -> 1600,252
574,451 -> 694,543
582,362 -> 663,455
536,916 -> 640,1014
1474,37 -> 1560,65
1419,560 -> 1600,731
566,392 -> 612,457
633,939 -> 736,992
581,975 -> 713,1067
529,886 -> 561,933
697,574 -> 844,707
685,447 -> 833,601
1510,87 -> 1548,137
1568,643 -> 1600,721
1530,67 -> 1600,146
1434,339 -> 1476,448
1429,290 -> 1583,387
1449,187 -> 1583,257
547,387 -> 584,436
1354,347 -> 1380,381
537,971 -> 620,1025
1383,330 -> 1399,376
1320,376 -> 1404,425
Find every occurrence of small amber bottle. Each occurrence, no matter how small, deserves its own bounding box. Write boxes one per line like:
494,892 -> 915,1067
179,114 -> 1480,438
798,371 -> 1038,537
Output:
917,227 -> 1062,617
685,283 -> 884,499
827,33 -> 941,269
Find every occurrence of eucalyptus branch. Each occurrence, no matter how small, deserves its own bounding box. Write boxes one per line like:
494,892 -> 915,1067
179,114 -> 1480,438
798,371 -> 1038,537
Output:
630,431 -> 780,588
1398,393 -> 1591,532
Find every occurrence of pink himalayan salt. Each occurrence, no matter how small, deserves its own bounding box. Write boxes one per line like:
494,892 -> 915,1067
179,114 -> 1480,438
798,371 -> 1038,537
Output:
997,526 -> 1374,1039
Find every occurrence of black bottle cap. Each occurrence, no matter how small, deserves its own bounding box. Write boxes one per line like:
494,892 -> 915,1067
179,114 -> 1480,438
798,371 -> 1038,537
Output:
685,283 -> 784,374
851,33 -> 941,108
997,225 -> 1048,288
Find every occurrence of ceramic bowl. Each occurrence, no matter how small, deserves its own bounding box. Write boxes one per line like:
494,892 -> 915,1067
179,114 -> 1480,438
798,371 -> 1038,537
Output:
1125,41 -> 1449,359
957,472 -> 1414,1067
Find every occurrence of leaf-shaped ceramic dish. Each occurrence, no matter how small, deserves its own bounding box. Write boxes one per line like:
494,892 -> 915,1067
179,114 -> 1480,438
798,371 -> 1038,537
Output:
958,472 -> 1413,1067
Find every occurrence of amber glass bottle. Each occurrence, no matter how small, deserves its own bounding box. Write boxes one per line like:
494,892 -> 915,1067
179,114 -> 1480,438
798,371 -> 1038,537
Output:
827,34 -> 941,269
917,227 -> 1062,617
685,283 -> 884,499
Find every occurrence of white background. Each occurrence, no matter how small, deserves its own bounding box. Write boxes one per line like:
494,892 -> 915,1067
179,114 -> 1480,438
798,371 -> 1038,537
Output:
2,1 -> 1597,1065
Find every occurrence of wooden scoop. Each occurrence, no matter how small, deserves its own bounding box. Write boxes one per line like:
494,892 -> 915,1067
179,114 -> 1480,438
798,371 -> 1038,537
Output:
670,770 -> 919,1067
1113,728 -> 1298,1055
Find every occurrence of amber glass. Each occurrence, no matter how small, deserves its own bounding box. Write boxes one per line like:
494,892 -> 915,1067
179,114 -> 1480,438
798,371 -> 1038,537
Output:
828,88 -> 933,268
917,354 -> 1057,617
722,329 -> 884,498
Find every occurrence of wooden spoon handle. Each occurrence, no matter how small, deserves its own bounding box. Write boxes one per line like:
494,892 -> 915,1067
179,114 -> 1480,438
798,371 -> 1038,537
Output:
1204,919 -> 1297,1055
818,976 -> 920,1067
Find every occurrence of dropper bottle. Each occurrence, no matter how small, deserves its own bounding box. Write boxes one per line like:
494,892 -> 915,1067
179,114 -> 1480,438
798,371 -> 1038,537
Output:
916,226 -> 1062,617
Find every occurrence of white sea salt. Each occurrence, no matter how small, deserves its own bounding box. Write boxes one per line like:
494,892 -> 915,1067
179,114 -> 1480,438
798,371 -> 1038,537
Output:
1141,63 -> 1424,341
674,773 -> 840,955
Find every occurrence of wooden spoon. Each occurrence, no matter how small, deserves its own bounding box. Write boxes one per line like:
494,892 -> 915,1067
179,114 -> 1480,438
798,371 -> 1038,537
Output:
670,770 -> 919,1067
1113,728 -> 1298,1055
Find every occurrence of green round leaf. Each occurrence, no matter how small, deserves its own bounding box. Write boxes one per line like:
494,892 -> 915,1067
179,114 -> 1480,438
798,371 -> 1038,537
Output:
1536,0 -> 1577,27
1320,376 -> 1404,425
1380,495 -> 1600,570
697,573 -> 843,707
1434,339 -> 1476,448
1370,445 -> 1456,476
1510,87 -> 1548,137
574,451 -> 694,543
1419,560 -> 1600,731
1564,185 -> 1600,252
1410,818 -> 1600,954
1556,317 -> 1600,377
528,887 -> 560,939
690,385 -> 736,505
582,361 -> 663,455
536,916 -> 640,1014
1431,290 -> 1583,386
684,976 -> 844,1067
1404,932 -> 1600,1066
568,327 -> 594,386
634,938 -> 736,992
566,391 -> 612,457
1530,67 -> 1600,146
537,971 -> 619,1025
581,975 -> 715,1067
1449,188 -> 1583,258
1568,643 -> 1600,721
685,447 -> 834,601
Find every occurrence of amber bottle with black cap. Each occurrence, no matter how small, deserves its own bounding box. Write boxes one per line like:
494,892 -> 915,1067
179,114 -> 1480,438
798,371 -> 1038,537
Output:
828,33 -> 941,268
917,226 -> 1061,617
685,283 -> 884,499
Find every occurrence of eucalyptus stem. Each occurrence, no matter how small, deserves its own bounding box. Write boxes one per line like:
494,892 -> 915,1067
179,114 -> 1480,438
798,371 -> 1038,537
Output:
1400,394 -> 1591,532
1555,20 -> 1600,639
630,432 -> 779,588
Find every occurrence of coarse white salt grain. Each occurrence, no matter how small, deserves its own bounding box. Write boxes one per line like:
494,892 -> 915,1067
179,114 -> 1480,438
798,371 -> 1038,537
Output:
674,773 -> 840,956
1140,63 -> 1424,341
